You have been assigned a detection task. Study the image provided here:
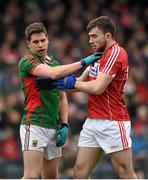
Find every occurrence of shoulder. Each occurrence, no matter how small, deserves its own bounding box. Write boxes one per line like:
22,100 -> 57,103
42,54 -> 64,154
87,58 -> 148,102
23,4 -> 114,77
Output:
18,56 -> 27,70
104,43 -> 121,59
18,56 -> 30,77
19,53 -> 38,66
119,47 -> 128,59
101,43 -> 128,65
24,52 -> 40,66
99,44 -> 123,74
18,52 -> 40,74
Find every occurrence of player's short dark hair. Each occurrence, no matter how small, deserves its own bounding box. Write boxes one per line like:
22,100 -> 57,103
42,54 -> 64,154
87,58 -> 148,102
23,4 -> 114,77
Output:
87,16 -> 116,39
25,22 -> 47,41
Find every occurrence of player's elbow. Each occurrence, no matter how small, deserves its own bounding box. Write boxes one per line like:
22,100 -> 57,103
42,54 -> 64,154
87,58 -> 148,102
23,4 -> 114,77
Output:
49,74 -> 58,80
92,87 -> 105,95
36,64 -> 62,80
48,70 -> 61,80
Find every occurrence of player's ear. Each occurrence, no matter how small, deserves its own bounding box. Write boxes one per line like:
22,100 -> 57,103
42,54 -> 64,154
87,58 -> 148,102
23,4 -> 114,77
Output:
46,38 -> 49,45
26,40 -> 31,48
105,32 -> 111,41
46,36 -> 49,45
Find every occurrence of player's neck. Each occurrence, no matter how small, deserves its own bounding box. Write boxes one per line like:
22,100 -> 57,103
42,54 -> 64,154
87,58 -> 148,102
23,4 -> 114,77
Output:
104,40 -> 116,52
40,55 -> 46,61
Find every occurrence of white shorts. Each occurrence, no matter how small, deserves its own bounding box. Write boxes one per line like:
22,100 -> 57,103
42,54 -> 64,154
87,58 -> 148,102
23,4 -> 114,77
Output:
20,125 -> 62,160
78,118 -> 132,154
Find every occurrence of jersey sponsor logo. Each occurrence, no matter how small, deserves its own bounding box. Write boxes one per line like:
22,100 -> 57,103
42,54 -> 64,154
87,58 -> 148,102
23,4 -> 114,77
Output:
32,140 -> 38,147
45,55 -> 52,65
89,62 -> 99,77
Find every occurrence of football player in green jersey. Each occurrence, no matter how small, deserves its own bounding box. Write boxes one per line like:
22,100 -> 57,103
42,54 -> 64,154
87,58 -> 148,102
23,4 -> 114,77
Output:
18,22 -> 102,179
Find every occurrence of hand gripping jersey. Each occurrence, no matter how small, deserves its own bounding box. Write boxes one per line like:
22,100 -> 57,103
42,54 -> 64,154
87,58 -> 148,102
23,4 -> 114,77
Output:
88,43 -> 130,121
18,51 -> 60,128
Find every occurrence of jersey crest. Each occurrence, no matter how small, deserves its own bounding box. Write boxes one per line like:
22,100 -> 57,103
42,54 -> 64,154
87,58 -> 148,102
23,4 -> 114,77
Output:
89,62 -> 100,78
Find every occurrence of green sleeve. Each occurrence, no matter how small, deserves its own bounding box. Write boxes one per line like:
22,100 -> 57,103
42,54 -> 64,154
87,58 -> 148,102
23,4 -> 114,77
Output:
18,57 -> 40,77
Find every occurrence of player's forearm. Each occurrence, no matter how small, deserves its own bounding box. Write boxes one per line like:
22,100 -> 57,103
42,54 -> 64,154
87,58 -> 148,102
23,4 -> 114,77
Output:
74,73 -> 112,95
74,80 -> 104,95
33,62 -> 82,79
53,62 -> 82,79
59,92 -> 68,124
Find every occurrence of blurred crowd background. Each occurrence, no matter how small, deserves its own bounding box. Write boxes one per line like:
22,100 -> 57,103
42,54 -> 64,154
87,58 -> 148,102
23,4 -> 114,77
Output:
0,0 -> 148,179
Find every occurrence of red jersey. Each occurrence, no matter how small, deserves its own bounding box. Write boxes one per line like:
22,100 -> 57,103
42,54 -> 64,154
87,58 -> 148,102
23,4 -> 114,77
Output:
88,42 -> 130,121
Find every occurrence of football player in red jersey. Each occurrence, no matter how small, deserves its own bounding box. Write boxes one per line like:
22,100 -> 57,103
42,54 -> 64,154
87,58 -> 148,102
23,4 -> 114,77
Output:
37,16 -> 138,179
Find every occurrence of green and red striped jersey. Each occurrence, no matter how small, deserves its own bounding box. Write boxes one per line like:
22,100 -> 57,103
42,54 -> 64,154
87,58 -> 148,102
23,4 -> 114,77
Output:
18,50 -> 60,129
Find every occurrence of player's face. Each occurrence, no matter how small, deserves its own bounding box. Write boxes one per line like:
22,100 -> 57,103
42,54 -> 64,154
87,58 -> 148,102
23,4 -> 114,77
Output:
27,33 -> 49,57
88,27 -> 107,52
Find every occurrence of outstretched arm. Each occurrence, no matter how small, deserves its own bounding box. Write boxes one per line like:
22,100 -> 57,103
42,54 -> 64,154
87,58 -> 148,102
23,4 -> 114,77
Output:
32,53 -> 102,79
35,68 -> 89,92
52,72 -> 113,95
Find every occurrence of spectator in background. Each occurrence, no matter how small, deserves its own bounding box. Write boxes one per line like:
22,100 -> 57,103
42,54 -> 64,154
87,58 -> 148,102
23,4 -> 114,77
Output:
132,105 -> 148,177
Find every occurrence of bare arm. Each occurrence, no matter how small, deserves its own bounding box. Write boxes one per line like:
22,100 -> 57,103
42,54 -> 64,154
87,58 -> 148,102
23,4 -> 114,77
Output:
32,62 -> 82,79
59,91 -> 68,124
74,72 -> 113,95
31,52 -> 101,79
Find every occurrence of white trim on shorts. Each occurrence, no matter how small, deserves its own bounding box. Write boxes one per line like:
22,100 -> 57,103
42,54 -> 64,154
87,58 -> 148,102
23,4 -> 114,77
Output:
78,118 -> 131,154
20,125 -> 62,160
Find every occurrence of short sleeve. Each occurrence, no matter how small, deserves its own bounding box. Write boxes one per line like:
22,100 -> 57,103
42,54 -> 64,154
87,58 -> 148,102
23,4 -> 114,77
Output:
18,55 -> 40,77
